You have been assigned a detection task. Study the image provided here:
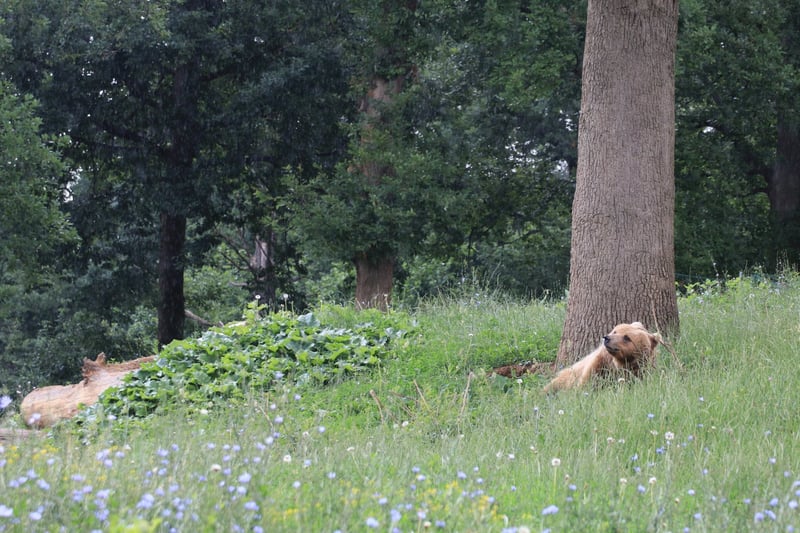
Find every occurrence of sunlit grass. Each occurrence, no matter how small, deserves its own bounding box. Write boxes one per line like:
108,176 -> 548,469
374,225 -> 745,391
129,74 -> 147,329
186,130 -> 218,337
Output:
2,273 -> 800,531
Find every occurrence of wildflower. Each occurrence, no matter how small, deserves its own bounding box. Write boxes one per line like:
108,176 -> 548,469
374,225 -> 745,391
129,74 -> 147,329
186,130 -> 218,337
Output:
0,505 -> 13,517
210,464 -> 222,472
365,517 -> 379,528
637,485 -> 646,494
647,413 -> 654,419
542,504 -> 559,516
620,478 -> 628,485
283,455 -> 292,463
327,472 -> 336,479
694,513 -> 702,520
688,489 -> 696,496
770,498 -> 780,506
292,481 -> 301,489
0,396 -> 11,409
136,493 -> 155,509
664,432 -> 675,441
770,457 -> 777,464
244,501 -> 259,512
238,472 -> 251,484
551,458 -> 561,467
457,471 -> 467,480
789,500 -> 798,509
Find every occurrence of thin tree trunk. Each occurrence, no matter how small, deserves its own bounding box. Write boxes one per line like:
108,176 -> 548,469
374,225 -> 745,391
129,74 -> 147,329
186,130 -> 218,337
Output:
250,232 -> 278,308
769,119 -> 800,256
354,252 -> 393,311
557,0 -> 680,364
158,212 -> 186,346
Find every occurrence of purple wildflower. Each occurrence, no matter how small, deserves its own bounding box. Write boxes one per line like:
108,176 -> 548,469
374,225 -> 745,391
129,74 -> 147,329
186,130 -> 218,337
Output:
542,504 -> 559,516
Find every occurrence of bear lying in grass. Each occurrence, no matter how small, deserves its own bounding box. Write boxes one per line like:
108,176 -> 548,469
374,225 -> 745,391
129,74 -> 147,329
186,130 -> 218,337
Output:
544,322 -> 659,393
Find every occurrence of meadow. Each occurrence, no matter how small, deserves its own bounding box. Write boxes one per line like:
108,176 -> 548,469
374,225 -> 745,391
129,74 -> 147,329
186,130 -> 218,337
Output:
1,273 -> 800,532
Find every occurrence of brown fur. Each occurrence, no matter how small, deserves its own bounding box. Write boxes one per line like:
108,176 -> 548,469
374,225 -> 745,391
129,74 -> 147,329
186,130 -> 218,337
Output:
544,322 -> 658,393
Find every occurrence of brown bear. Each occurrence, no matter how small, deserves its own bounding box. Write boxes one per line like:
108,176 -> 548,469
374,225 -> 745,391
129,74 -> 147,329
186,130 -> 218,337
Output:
544,322 -> 658,393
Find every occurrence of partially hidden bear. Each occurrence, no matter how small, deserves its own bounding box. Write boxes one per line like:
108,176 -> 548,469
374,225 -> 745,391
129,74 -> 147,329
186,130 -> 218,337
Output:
544,322 -> 659,393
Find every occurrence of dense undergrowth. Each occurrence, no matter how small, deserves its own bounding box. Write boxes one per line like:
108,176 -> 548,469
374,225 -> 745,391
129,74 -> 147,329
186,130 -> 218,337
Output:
1,273 -> 800,532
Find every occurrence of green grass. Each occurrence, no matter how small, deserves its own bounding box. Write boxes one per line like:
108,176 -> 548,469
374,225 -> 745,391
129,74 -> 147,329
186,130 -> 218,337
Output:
2,274 -> 800,532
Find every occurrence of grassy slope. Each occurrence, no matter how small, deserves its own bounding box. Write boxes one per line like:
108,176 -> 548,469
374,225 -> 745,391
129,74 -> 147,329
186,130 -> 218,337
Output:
1,277 -> 800,532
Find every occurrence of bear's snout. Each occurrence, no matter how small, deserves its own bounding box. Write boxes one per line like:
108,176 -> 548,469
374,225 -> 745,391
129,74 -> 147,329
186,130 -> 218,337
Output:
603,335 -> 621,354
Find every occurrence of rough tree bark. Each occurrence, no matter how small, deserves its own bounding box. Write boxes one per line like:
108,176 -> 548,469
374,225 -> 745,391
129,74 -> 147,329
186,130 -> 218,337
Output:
557,0 -> 680,364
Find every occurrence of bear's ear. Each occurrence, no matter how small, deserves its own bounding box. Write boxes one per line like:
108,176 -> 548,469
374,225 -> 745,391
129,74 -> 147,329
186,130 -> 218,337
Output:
631,321 -> 645,329
649,332 -> 661,349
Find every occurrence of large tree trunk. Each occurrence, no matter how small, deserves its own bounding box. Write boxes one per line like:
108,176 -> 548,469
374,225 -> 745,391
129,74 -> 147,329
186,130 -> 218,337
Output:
768,119 -> 800,256
354,252 -> 393,311
557,0 -> 680,364
158,212 -> 186,346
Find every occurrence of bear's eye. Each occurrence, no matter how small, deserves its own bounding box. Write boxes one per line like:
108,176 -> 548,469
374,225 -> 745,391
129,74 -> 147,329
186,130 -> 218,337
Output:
623,335 -> 631,342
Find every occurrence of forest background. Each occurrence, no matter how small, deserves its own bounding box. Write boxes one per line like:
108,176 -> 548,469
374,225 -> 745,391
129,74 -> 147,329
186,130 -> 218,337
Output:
1,0 -> 799,396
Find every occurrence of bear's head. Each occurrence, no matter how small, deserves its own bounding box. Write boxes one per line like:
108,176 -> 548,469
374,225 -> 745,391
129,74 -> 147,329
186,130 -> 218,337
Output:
602,322 -> 658,369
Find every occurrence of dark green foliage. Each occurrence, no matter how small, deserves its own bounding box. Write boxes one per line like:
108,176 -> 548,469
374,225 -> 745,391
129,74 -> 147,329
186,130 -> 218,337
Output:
674,0 -> 797,277
76,306 -> 412,423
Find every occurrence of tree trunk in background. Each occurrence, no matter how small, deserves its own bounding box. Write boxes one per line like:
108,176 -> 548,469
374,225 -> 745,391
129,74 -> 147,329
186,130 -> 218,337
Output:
352,77 -> 407,310
354,252 -> 393,311
250,232 -> 278,308
557,0 -> 680,364
158,212 -> 186,347
768,119 -> 800,257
